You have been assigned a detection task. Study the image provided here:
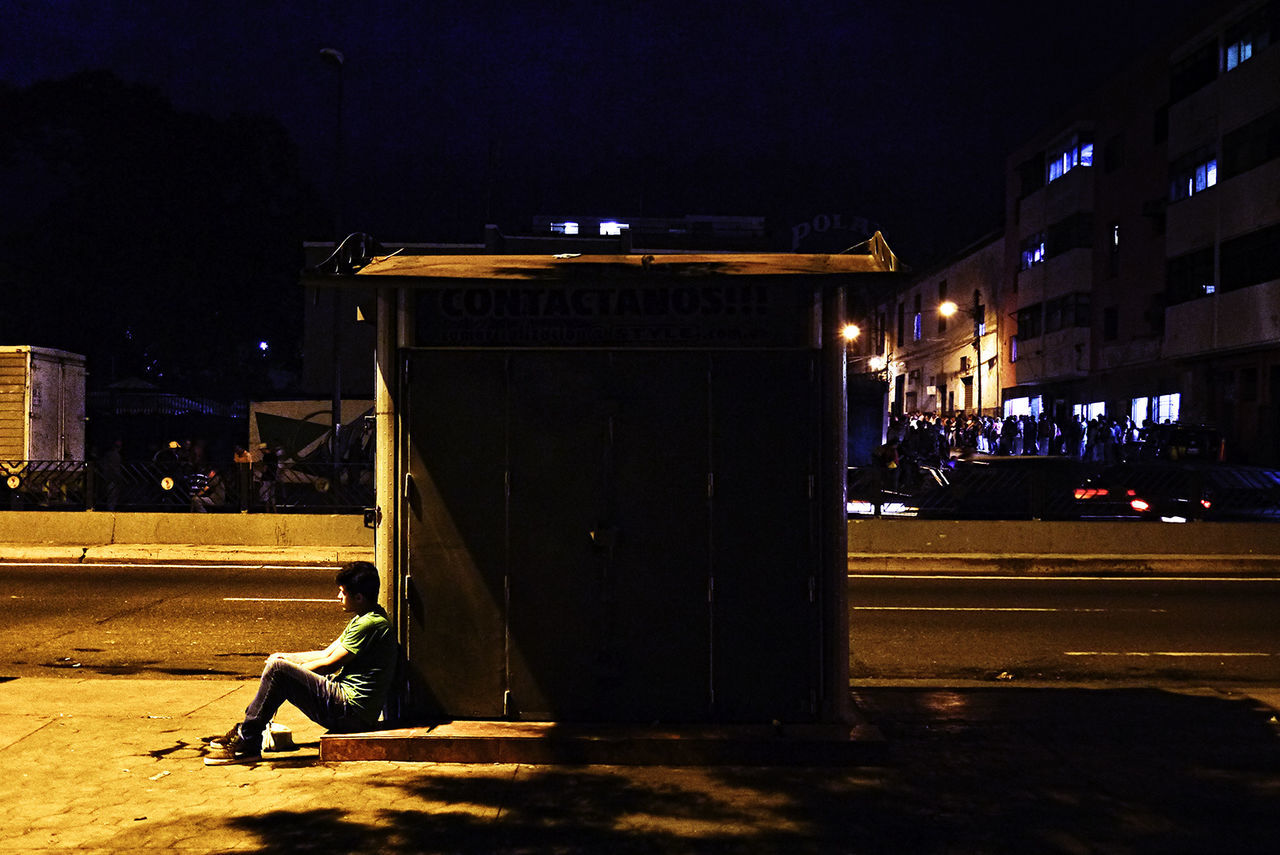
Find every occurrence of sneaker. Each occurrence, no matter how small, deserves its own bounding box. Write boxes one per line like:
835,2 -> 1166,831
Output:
206,724 -> 242,750
203,730 -> 262,766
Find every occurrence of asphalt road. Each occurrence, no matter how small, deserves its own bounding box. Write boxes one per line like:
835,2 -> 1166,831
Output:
850,572 -> 1280,684
3,561 -> 1279,686
0,562 -> 346,679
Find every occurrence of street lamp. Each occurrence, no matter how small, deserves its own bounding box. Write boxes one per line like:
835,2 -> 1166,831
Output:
939,289 -> 986,415
320,47 -> 345,466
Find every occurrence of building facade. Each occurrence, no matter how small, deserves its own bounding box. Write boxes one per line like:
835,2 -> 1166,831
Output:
885,0 -> 1280,463
868,233 -> 1004,418
1006,0 -> 1280,459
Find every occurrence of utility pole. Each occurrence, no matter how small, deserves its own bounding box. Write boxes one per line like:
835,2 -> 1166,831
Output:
320,47 -> 345,466
972,289 -> 985,416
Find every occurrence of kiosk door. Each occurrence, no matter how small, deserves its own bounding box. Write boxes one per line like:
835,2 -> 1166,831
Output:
403,347 -> 820,723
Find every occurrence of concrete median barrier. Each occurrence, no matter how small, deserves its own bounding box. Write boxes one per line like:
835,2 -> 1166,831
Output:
0,510 -> 373,565
848,519 -> 1280,575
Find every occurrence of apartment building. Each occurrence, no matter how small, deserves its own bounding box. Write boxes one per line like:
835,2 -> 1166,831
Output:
1160,0 -> 1280,461
887,0 -> 1279,462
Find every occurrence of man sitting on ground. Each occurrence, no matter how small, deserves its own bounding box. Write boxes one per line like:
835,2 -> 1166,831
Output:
205,560 -> 397,765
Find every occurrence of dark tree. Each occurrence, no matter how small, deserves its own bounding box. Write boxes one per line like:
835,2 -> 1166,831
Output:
0,71 -> 329,399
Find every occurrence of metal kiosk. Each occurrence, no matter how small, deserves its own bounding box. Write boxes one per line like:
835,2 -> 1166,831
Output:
319,235 -> 898,760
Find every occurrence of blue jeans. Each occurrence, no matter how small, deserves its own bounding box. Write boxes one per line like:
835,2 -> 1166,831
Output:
240,659 -> 368,748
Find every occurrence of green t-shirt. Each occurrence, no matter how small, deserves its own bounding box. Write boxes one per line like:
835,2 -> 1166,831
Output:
333,606 -> 397,724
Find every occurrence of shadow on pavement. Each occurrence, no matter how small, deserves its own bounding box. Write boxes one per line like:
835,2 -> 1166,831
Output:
111,688 -> 1280,853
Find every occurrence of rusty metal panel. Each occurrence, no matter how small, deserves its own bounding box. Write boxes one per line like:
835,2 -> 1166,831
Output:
404,352 -> 509,719
0,351 -> 28,459
505,352 -> 711,721
709,351 -> 821,720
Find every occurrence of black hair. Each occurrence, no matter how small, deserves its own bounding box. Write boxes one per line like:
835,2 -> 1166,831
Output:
336,561 -> 380,601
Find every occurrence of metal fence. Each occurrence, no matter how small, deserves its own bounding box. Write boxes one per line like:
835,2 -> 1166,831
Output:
848,456 -> 1280,521
0,460 -> 374,513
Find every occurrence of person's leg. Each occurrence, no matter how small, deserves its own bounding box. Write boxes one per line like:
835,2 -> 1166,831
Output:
239,658 -> 358,746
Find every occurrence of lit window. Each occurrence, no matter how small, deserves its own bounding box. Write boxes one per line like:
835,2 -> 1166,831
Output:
600,221 -> 628,236
1047,135 -> 1094,183
913,312 -> 923,342
1196,160 -> 1217,192
1226,39 -> 1252,69
1020,233 -> 1046,270
1004,396 -> 1032,418
551,221 -> 579,235
1153,393 -> 1180,423
1170,156 -> 1217,201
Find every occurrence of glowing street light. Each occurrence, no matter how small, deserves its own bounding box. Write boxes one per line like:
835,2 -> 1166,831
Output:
841,323 -> 861,342
938,291 -> 986,415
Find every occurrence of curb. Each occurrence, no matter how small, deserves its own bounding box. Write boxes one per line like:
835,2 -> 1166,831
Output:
848,554 -> 1280,576
0,544 -> 373,566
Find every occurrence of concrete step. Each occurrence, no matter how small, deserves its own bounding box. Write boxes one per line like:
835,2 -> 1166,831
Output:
320,719 -> 886,766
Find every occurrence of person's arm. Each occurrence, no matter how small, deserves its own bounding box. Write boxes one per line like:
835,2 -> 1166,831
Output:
268,638 -> 351,673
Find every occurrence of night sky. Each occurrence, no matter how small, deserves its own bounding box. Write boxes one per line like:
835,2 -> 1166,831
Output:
5,0 -> 1211,265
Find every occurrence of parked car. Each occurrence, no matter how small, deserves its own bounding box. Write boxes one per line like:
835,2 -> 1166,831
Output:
915,455 -> 1098,520
846,465 -> 943,517
1133,424 -> 1225,462
1073,461 -> 1280,521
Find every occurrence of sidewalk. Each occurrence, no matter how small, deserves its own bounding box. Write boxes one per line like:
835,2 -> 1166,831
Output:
1,676 -> 1278,853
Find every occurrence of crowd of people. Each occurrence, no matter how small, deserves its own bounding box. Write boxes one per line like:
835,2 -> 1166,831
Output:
879,411 -> 1154,470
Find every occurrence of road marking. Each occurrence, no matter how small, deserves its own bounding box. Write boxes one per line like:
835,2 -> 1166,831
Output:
1064,651 -> 1271,657
853,606 -> 1166,613
849,573 -> 1280,582
223,597 -> 335,603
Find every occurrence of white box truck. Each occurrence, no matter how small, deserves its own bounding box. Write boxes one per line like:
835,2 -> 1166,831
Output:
0,346 -> 86,461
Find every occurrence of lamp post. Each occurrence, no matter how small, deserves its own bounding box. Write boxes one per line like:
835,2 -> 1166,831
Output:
939,289 -> 986,416
320,47 -> 345,466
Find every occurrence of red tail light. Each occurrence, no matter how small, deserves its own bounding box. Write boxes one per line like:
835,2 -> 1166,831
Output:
1074,487 -> 1109,500
1130,498 -> 1151,512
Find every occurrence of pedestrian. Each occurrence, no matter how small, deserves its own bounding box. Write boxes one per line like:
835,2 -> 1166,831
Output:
875,436 -> 901,492
1039,417 -> 1049,455
1066,416 -> 1085,459
189,466 -> 224,512
259,443 -> 279,511
100,438 -> 124,511
204,561 -> 398,766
